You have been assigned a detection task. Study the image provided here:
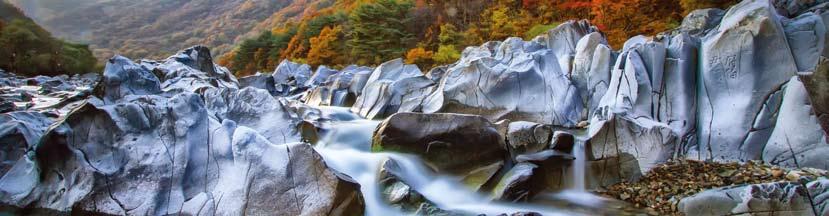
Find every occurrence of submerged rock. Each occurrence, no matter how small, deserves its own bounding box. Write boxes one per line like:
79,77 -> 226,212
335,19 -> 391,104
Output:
490,162 -> 537,202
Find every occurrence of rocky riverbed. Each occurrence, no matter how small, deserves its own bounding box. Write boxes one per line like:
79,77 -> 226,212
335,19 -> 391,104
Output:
1,0 -> 829,215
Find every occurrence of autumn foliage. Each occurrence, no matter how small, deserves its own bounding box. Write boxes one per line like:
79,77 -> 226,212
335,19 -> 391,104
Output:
222,0 -> 739,76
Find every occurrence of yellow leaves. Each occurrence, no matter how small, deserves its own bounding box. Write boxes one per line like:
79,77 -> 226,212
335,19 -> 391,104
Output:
600,159 -> 828,215
405,47 -> 434,69
433,45 -> 460,65
307,25 -> 344,67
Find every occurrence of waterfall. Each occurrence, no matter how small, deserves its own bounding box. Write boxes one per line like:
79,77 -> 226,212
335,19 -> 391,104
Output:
572,140 -> 586,191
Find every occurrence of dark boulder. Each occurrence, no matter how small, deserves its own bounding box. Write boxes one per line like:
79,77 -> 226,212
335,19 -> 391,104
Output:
372,112 -> 508,175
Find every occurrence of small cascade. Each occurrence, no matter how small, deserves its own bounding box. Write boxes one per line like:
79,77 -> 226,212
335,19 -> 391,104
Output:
311,106 -> 581,216
571,140 -> 587,191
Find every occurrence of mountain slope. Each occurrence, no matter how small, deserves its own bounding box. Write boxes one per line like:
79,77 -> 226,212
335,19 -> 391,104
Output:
7,0 -> 301,60
0,0 -> 97,76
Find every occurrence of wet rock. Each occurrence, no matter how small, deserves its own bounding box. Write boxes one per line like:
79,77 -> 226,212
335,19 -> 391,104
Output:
0,99 -> 14,113
506,121 -> 552,155
273,60 -> 312,96
550,131 -> 575,154
461,161 -> 504,191
96,56 -> 162,103
695,0 -> 799,162
763,77 -> 829,169
422,37 -> 583,126
490,162 -> 538,202
372,112 -> 508,175
351,59 -> 431,119
378,159 -> 429,212
0,112 -> 52,175
510,149 -> 574,192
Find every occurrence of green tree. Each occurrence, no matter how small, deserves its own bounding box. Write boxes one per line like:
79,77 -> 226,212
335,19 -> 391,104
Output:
347,0 -> 416,65
0,18 -> 95,76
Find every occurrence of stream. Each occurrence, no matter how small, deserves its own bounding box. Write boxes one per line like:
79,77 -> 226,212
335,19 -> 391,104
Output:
310,106 -> 616,216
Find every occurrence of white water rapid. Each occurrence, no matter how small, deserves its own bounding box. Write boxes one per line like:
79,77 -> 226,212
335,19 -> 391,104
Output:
311,106 -> 620,215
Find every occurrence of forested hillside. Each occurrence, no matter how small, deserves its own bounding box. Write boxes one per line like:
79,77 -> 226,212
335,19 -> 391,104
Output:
221,0 -> 739,76
0,1 -> 96,76
6,0 -> 308,61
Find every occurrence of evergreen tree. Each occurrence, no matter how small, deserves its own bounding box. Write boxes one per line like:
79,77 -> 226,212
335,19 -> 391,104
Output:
347,0 -> 415,65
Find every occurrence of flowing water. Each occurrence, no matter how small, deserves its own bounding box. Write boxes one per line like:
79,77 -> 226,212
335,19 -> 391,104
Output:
311,106 -> 621,215
571,140 -> 587,191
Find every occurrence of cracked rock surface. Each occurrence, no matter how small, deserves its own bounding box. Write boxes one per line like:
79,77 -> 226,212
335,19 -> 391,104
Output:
0,46 -> 364,215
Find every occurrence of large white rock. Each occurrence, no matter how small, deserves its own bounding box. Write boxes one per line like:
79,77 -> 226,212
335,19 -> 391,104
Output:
272,60 -> 312,96
149,46 -> 239,92
695,0 -> 799,162
98,56 -> 162,103
204,87 -> 302,144
571,32 -> 610,119
763,77 -> 829,169
351,59 -> 428,119
422,37 -> 583,126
